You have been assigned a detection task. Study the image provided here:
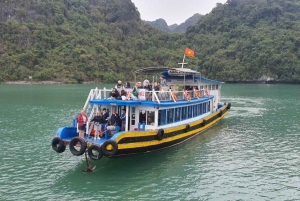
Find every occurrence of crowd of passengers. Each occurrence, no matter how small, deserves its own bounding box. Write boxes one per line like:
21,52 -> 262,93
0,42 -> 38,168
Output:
109,78 -> 199,101
108,77 -> 168,100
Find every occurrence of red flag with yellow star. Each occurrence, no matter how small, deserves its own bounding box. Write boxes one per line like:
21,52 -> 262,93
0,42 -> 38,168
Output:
184,47 -> 194,57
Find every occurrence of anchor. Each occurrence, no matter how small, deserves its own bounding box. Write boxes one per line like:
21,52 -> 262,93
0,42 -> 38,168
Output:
82,151 -> 96,172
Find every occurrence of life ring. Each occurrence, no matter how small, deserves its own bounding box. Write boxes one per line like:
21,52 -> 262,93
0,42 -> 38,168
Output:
157,129 -> 164,140
204,89 -> 210,97
172,92 -> 178,102
218,110 -> 223,117
227,103 -> 231,110
69,137 -> 87,156
102,140 -> 118,156
195,90 -> 201,98
51,137 -> 66,153
185,124 -> 190,132
202,119 -> 206,127
185,92 -> 191,101
87,144 -> 103,160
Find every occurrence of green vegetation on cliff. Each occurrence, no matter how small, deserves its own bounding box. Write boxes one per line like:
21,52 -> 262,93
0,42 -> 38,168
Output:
1,0 -> 300,83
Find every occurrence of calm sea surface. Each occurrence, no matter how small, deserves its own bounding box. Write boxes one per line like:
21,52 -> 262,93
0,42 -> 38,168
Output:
0,84 -> 299,201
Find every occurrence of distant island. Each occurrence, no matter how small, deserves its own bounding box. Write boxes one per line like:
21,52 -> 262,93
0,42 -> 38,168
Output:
144,13 -> 202,34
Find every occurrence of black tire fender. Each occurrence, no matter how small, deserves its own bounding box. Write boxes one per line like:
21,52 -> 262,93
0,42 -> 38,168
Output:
51,137 -> 66,153
157,129 -> 164,140
102,140 -> 118,156
185,124 -> 190,132
218,110 -> 223,117
69,137 -> 87,156
227,103 -> 231,110
87,144 -> 103,160
202,119 -> 206,127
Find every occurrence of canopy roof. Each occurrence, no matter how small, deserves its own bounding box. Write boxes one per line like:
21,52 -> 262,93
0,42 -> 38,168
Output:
134,67 -> 199,74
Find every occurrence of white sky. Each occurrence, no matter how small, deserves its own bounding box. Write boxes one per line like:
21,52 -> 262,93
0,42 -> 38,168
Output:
131,0 -> 227,25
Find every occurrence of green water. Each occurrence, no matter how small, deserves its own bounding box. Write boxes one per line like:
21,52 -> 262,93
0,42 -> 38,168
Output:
0,84 -> 299,201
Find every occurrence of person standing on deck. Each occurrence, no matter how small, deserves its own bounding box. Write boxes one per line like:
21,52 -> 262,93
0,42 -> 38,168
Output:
120,109 -> 126,131
101,108 -> 109,133
90,111 -> 102,139
77,109 -> 88,139
160,77 -> 167,86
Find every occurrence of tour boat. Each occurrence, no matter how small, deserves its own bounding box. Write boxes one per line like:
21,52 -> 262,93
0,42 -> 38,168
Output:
51,59 -> 231,166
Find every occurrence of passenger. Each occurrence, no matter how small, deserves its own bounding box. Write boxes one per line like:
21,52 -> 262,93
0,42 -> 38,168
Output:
131,82 -> 139,100
77,109 -> 88,139
120,109 -> 126,131
139,112 -> 146,124
125,81 -> 131,88
115,80 -> 123,89
110,88 -> 120,99
110,110 -> 120,126
101,108 -> 109,134
143,78 -> 150,87
107,110 -> 120,133
144,82 -> 151,91
147,116 -> 153,125
90,111 -> 102,139
154,82 -> 160,91
137,81 -> 143,89
160,77 -> 167,86
119,86 -> 127,100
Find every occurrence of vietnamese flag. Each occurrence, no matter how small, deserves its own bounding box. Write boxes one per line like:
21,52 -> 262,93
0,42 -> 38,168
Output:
184,47 -> 195,57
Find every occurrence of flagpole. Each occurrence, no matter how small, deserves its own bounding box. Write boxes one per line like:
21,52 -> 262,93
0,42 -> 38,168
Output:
182,54 -> 186,68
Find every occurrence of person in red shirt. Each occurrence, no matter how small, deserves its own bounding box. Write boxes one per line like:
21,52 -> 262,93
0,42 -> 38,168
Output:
78,109 -> 88,138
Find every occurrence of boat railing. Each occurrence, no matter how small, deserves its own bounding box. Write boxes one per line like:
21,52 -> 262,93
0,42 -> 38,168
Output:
84,88 -> 211,105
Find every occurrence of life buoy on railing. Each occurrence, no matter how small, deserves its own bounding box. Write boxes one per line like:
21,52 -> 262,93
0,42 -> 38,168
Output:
69,137 -> 87,156
185,92 -> 191,101
204,89 -> 210,97
195,90 -> 201,98
102,140 -> 118,156
157,129 -> 164,140
172,92 -> 178,102
87,144 -> 103,160
51,137 -> 66,153
218,110 -> 223,117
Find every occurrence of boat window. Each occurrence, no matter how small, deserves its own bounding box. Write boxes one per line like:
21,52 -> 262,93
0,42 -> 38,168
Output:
175,107 -> 181,122
158,110 -> 166,126
216,85 -> 219,90
167,109 -> 174,124
208,101 -> 211,112
182,107 -> 187,120
212,85 -> 215,90
188,106 -> 193,118
193,105 -> 198,117
147,111 -> 155,125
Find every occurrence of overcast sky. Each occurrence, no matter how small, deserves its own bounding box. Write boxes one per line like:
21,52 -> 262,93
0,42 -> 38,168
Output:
131,0 -> 227,25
